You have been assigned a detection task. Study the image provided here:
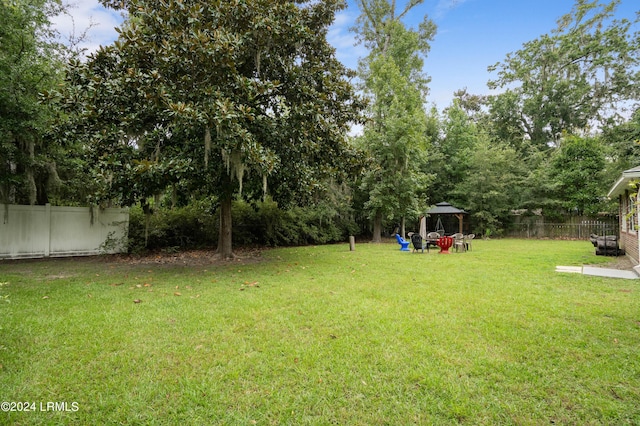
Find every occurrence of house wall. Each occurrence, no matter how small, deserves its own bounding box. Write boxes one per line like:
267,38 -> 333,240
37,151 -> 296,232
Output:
618,191 -> 639,265
0,204 -> 129,259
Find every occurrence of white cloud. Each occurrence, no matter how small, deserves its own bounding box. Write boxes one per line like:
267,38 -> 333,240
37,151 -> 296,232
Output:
328,10 -> 367,71
51,1 -> 123,57
434,0 -> 470,20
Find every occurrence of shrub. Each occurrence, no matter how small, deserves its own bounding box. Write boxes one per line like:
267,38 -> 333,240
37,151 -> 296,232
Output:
127,198 -> 358,252
127,201 -> 217,253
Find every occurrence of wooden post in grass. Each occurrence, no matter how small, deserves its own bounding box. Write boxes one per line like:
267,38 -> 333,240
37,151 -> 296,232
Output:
349,236 -> 356,251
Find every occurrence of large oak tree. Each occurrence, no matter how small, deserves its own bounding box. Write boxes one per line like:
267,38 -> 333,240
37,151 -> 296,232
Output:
1,0 -> 69,206
488,0 -> 640,148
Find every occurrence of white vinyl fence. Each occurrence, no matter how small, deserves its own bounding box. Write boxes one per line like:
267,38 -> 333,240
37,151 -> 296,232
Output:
0,204 -> 129,259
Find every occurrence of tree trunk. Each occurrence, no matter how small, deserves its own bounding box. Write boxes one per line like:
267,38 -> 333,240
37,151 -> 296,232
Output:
371,210 -> 382,243
142,201 -> 151,248
216,193 -> 234,259
400,216 -> 405,239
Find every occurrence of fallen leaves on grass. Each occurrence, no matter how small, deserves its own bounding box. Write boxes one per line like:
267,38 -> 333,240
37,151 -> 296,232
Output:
107,247 -> 264,266
239,281 -> 260,291
133,299 -> 142,303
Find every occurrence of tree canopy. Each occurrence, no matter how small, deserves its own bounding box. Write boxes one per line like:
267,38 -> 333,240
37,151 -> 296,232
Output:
5,0 -> 640,249
353,0 -> 435,241
0,0 -> 69,205
57,0 -> 364,257
488,0 -> 640,148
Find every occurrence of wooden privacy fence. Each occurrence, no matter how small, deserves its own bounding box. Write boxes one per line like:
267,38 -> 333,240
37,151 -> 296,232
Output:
507,219 -> 618,240
0,204 -> 129,259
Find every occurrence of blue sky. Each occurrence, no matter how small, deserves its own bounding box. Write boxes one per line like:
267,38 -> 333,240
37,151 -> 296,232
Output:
329,0 -> 639,110
56,0 -> 639,111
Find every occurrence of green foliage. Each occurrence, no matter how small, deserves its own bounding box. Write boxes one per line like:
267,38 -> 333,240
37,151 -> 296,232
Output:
428,100 -> 479,204
353,0 -> 434,240
127,201 -> 217,252
127,197 -> 357,252
57,0 -> 364,257
452,135 -> 523,234
601,107 -> 640,183
518,150 -> 565,218
357,55 -> 431,219
485,90 -> 529,154
549,135 -> 608,215
456,1 -> 640,224
354,0 -> 436,95
488,0 -> 640,147
0,0 -> 78,205
259,198 -> 357,246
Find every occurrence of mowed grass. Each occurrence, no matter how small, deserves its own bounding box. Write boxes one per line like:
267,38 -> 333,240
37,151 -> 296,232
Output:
1,239 -> 639,425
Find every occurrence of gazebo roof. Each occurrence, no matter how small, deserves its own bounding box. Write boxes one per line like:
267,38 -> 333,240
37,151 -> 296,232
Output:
426,202 -> 467,215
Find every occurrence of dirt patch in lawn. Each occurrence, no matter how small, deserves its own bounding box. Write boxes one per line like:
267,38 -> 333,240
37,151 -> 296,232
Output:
0,248 -> 269,276
586,255 -> 636,270
104,247 -> 268,267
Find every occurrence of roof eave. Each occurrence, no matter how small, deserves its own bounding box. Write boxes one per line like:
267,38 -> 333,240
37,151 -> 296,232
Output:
608,171 -> 640,199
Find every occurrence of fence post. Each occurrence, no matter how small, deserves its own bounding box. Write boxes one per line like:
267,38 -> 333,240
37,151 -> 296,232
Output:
578,221 -> 581,240
44,203 -> 51,257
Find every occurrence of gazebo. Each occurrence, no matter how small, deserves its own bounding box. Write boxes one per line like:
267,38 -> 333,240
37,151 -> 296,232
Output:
425,202 -> 467,235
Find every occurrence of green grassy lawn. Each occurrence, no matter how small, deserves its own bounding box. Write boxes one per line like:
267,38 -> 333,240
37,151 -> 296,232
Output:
1,239 -> 639,425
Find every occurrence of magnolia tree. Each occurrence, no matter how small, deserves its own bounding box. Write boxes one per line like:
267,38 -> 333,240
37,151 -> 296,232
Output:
56,0 -> 364,258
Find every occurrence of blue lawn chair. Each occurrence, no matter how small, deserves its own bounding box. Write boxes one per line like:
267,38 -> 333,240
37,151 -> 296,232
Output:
394,233 -> 410,251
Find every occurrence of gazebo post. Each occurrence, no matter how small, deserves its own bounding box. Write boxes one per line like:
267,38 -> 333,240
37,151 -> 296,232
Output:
455,213 -> 463,234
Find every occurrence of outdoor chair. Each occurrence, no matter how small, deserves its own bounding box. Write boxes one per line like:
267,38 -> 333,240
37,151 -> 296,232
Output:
453,233 -> 465,252
410,233 -> 428,253
394,233 -> 410,251
425,232 -> 440,249
465,234 -> 475,251
436,235 -> 453,254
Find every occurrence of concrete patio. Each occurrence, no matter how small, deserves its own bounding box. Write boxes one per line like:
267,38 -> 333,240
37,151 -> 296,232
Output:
556,265 -> 639,280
